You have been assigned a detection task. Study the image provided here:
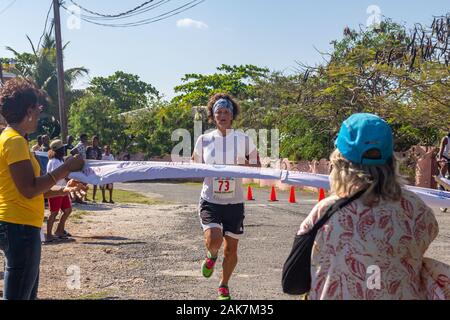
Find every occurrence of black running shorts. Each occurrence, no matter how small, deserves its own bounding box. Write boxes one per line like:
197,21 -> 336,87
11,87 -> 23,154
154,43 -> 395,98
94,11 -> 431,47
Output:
198,198 -> 245,239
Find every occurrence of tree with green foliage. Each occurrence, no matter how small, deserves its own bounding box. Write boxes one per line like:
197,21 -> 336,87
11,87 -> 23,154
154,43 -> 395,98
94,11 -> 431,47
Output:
236,16 -> 449,161
5,29 -> 88,138
274,18 -> 450,159
89,71 -> 160,113
173,64 -> 269,107
124,102 -> 194,158
69,93 -> 128,152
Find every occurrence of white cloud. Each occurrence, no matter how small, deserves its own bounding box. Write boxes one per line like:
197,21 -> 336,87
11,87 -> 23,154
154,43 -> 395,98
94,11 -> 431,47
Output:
176,18 -> 208,30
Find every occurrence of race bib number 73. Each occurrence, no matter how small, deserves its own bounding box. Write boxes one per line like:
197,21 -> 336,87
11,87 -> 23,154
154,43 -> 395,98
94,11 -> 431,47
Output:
213,177 -> 236,200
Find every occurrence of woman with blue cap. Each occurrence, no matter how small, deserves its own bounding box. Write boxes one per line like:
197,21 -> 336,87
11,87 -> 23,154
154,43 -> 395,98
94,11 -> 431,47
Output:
192,93 -> 260,300
296,113 -> 440,300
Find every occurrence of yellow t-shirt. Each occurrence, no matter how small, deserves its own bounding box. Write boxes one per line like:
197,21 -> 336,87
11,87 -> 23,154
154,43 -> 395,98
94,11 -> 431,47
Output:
0,127 -> 44,228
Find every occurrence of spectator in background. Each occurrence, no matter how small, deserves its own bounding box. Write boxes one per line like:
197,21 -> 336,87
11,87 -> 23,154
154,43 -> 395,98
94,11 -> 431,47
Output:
31,135 -> 43,152
100,145 -> 115,204
40,134 -> 50,152
437,130 -> 450,213
102,145 -> 114,162
86,135 -> 102,202
64,135 -> 75,156
123,153 -> 131,161
46,140 -> 74,242
437,131 -> 450,177
71,134 -> 88,159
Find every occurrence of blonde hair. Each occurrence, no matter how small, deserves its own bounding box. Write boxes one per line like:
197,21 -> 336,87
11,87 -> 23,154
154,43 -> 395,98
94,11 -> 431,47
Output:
329,149 -> 404,206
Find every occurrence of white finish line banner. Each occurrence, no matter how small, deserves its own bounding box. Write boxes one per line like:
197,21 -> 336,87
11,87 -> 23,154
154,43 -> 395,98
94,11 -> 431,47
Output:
67,160 -> 450,208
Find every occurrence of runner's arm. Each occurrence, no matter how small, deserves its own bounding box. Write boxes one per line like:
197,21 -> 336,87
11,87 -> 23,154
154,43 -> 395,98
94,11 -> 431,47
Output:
245,149 -> 261,167
192,152 -> 202,163
192,136 -> 203,163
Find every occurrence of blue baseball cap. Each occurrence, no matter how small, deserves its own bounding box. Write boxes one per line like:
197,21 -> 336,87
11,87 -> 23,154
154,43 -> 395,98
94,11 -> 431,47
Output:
335,113 -> 393,165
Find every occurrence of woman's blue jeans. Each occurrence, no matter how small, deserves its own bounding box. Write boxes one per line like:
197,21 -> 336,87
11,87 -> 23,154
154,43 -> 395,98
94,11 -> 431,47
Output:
0,221 -> 41,300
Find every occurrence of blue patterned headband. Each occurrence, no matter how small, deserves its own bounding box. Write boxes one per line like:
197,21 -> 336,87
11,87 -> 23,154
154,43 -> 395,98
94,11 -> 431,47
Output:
213,98 -> 234,114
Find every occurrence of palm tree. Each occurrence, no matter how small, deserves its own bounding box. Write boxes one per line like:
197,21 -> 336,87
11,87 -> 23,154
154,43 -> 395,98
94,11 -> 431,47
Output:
6,27 -> 88,126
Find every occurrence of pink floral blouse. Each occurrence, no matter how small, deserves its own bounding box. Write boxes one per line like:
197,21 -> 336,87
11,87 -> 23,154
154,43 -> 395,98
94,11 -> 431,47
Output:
298,190 -> 445,300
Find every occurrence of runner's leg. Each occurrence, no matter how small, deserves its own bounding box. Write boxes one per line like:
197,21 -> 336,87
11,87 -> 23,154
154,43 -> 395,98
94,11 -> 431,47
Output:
221,235 -> 239,287
204,228 -> 223,258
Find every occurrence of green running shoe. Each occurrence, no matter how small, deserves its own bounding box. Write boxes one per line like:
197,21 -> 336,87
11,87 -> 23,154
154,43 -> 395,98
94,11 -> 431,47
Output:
217,285 -> 231,300
201,252 -> 217,278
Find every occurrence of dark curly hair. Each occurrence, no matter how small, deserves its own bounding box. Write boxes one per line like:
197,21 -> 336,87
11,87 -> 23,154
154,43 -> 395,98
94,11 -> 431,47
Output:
0,78 -> 43,124
206,93 -> 241,124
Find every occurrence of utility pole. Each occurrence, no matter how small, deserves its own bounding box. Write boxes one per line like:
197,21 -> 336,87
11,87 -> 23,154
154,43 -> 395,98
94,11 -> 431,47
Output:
53,0 -> 68,143
0,61 -> 4,84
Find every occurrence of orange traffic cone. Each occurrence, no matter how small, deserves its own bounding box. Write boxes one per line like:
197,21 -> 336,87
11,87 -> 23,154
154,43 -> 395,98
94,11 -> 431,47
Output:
247,185 -> 255,201
269,186 -> 278,202
289,186 -> 296,203
318,188 -> 326,202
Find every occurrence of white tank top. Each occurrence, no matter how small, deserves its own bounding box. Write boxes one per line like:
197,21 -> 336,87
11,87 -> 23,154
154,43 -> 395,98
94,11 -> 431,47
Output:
193,130 -> 257,205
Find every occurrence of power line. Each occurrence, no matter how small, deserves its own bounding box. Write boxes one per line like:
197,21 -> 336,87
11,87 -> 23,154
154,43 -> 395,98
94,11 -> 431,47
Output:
61,0 -> 206,28
91,1 -> 205,28
62,0 -> 206,28
0,0 -> 17,15
37,1 -> 54,50
83,0 -> 204,27
69,0 -> 156,18
70,0 -> 173,21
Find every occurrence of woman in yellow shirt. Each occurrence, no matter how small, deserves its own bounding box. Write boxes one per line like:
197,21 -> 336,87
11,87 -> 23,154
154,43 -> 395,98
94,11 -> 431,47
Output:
0,79 -> 85,300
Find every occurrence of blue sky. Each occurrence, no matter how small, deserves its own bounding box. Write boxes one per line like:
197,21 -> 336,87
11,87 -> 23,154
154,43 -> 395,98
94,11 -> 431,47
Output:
1,0 -> 449,99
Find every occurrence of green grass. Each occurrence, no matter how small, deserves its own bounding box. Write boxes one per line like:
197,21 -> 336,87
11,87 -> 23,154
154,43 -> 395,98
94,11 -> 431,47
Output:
244,182 -> 271,190
181,181 -> 203,186
69,190 -> 163,223
86,188 -> 164,205
75,291 -> 115,300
